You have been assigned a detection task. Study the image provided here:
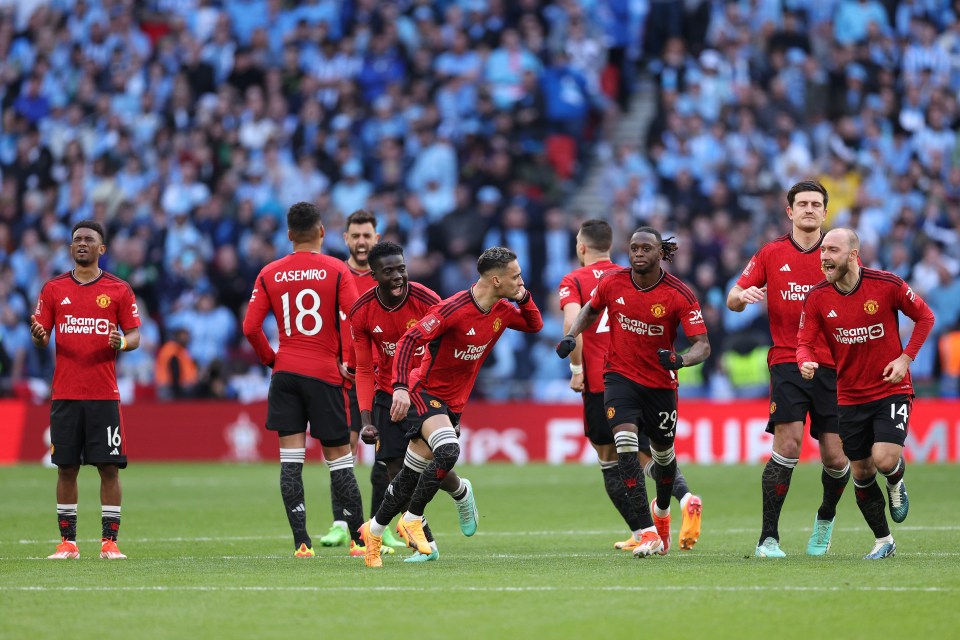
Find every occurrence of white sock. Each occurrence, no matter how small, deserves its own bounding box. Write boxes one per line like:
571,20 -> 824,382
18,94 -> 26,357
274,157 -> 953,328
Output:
679,492 -> 692,509
402,512 -> 422,523
654,503 -> 670,518
370,517 -> 387,537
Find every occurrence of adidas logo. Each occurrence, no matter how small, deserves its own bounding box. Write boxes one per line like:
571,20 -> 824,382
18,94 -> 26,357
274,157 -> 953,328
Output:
373,325 -> 383,333
615,297 -> 625,305
827,310 -> 837,318
342,509 -> 352,517
109,448 -> 120,455
466,328 -> 476,336
779,264 -> 791,272
291,503 -> 305,513
61,297 -> 72,305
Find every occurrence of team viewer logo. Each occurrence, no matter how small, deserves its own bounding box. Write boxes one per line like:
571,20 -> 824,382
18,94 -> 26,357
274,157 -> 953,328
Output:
96,294 -> 111,308
864,300 -> 879,315
429,400 -> 442,409
493,318 -> 502,332
651,303 -> 666,318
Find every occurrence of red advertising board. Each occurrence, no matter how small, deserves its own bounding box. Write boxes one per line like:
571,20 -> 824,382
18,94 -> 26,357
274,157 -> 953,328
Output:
4,399 -> 960,465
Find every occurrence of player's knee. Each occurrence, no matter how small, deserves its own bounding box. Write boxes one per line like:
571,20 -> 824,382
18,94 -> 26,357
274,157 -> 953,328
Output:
432,442 -> 460,471
773,440 -> 801,459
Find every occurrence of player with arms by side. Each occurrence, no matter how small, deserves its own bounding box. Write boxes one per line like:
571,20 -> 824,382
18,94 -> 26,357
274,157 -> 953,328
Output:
242,201 -> 365,558
727,180 -> 851,558
350,241 -> 478,564
798,228 -> 934,559
33,221 -> 141,560
358,247 -> 542,567
558,227 -> 710,557
559,219 -> 702,552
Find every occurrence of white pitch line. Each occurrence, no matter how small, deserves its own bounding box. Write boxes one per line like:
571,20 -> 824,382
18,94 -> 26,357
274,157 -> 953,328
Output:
2,585 -> 956,593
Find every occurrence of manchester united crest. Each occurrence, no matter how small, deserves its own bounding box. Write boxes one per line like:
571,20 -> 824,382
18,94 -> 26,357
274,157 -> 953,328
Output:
429,400 -> 442,409
493,318 -> 502,332
406,318 -> 417,329
770,402 -> 777,414
651,303 -> 666,318
606,407 -> 615,419
96,294 -> 111,308
864,299 -> 879,315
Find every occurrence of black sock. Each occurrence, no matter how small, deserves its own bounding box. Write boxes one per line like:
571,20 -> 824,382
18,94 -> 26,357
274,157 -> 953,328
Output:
329,485 -> 342,525
422,517 -> 435,543
280,461 -> 310,549
671,465 -> 690,502
601,462 -> 634,527
854,475 -> 890,538
817,463 -> 850,522
376,465 -> 421,525
328,456 -> 364,544
408,442 -> 459,517
444,476 -> 468,501
101,506 -> 121,541
882,457 -> 906,486
759,453 -> 797,544
614,431 -> 652,531
370,462 -> 390,519
651,459 -> 677,512
57,504 -> 77,541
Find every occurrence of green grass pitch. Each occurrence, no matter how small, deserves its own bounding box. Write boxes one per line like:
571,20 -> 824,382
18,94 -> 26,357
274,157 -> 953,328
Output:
2,462 -> 959,639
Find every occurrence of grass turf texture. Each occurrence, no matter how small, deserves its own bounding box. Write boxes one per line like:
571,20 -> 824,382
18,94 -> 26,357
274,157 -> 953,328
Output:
2,463 -> 959,639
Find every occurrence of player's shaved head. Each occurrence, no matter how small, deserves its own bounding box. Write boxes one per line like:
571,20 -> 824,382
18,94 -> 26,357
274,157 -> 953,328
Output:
825,227 -> 859,251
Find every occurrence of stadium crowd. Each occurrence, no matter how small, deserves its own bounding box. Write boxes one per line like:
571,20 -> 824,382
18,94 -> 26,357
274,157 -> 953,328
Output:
0,0 -> 959,403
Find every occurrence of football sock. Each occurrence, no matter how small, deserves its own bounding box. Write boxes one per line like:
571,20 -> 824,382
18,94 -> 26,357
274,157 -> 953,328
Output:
422,516 -> 435,543
369,461 -> 390,519
671,465 -> 690,502
759,452 -> 797,544
441,473 -> 468,501
101,505 -> 121,541
881,457 -> 906,486
280,448 -> 310,549
854,475 -> 890,538
407,427 -> 459,518
600,460 -> 634,526
372,450 -> 427,535
57,503 -> 77,541
614,431 -> 653,530
327,454 -> 364,544
650,446 -> 677,512
817,461 -> 850,522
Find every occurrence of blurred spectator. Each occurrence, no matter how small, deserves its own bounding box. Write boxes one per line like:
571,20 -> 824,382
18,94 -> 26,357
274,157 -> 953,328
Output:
155,327 -> 199,400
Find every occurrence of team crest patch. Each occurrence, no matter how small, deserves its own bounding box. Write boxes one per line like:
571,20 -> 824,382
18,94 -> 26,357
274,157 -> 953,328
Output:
770,402 -> 777,414
863,299 -> 879,315
96,294 -> 111,308
493,318 -> 502,332
419,315 -> 440,333
375,440 -> 381,452
429,400 -> 442,409
50,444 -> 55,455
606,407 -> 615,419
406,318 -> 417,329
651,303 -> 666,318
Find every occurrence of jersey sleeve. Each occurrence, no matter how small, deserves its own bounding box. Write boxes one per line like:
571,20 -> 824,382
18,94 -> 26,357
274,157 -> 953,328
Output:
241,271 -> 276,368
119,285 -> 141,330
587,275 -> 610,312
679,294 -> 708,337
898,282 -> 935,361
393,309 -> 445,390
796,292 -> 824,365
507,292 -> 544,333
350,306 -> 375,412
736,248 -> 767,290
34,282 -> 55,332
558,274 -> 582,310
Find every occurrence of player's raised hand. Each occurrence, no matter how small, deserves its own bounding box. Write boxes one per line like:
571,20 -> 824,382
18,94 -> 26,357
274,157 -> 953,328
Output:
390,388 -> 411,422
799,361 -> 819,380
512,286 -> 530,303
657,349 -> 684,370
739,286 -> 767,305
882,354 -> 911,384
556,334 -> 576,359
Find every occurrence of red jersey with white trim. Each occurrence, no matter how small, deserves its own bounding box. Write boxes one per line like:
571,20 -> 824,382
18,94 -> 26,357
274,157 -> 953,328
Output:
559,259 -> 618,394
242,251 -> 358,385
588,268 -> 706,390
349,282 -> 441,411
736,233 -> 833,367
34,271 -> 140,400
797,268 -> 935,405
393,289 -> 543,412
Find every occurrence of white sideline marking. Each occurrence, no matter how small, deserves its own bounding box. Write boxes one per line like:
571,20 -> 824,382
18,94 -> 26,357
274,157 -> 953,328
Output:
5,525 -> 960,545
2,585 -> 956,593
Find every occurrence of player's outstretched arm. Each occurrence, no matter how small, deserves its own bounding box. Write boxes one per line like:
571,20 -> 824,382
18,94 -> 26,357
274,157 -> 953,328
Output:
558,302 -> 601,359
561,302 -> 584,391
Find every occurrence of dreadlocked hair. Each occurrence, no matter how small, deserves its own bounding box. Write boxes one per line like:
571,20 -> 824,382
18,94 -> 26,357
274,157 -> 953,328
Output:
634,226 -> 679,262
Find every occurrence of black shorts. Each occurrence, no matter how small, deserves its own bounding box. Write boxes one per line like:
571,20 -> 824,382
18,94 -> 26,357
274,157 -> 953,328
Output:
582,391 -> 652,452
603,372 -> 678,447
767,363 -> 839,439
373,390 -> 411,462
266,372 -> 350,447
406,389 -> 461,440
50,400 -> 127,468
346,386 -> 362,434
838,394 -> 911,461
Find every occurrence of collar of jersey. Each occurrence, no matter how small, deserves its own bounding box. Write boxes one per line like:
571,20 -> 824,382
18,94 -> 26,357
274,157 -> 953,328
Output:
629,268 -> 664,292
70,269 -> 104,286
789,231 -> 825,253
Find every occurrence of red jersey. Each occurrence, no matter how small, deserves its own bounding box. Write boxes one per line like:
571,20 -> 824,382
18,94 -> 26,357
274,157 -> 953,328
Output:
393,288 -> 543,412
737,233 -> 833,367
242,251 -> 359,385
797,268 -> 935,405
341,265 -> 376,383
559,259 -> 618,394
349,281 -> 441,411
34,271 -> 140,400
588,268 -> 706,390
